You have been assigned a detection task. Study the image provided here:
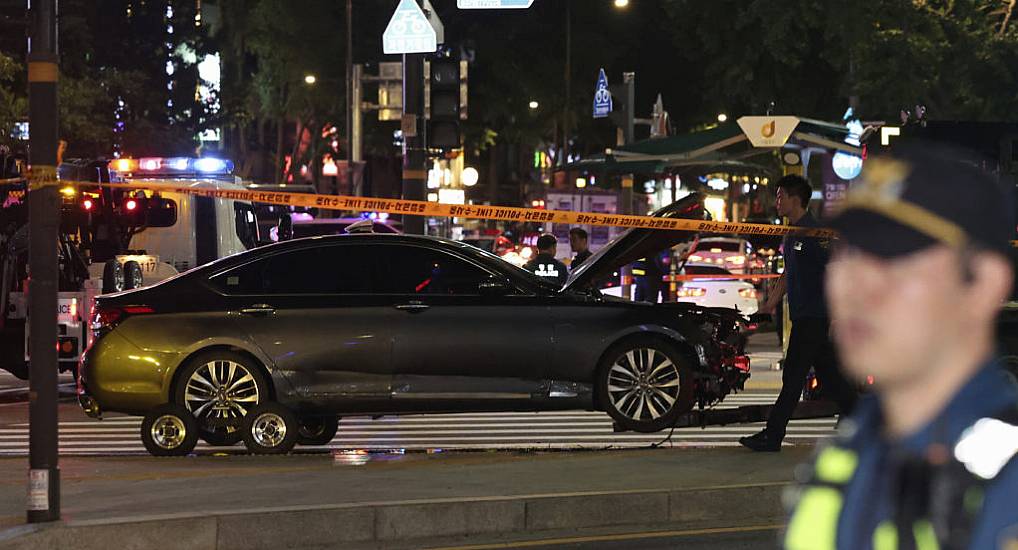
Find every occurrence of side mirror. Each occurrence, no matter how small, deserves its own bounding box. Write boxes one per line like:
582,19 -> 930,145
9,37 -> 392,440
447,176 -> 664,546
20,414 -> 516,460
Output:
479,279 -> 512,296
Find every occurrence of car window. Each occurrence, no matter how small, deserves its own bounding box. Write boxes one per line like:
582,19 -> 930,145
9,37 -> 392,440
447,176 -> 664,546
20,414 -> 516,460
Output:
213,245 -> 376,294
234,202 -> 259,249
377,246 -> 492,295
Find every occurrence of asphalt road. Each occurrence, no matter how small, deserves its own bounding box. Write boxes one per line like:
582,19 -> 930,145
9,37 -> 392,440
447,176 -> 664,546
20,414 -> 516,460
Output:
427,525 -> 783,549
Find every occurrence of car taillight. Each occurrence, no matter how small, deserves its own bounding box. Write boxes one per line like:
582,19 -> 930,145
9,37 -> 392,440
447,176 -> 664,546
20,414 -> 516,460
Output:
726,255 -> 746,265
91,304 -> 155,337
677,287 -> 706,298
738,288 -> 757,299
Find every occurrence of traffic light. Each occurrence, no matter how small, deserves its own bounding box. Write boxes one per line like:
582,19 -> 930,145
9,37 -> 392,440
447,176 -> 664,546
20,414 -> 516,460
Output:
427,58 -> 467,150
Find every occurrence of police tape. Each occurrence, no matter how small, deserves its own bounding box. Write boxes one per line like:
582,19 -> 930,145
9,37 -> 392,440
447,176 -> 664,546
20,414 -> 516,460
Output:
56,180 -> 835,239
7,177 -> 1018,246
663,273 -> 784,282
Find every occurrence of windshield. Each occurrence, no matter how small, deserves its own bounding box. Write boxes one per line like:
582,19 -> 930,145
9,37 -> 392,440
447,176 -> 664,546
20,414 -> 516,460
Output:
683,265 -> 731,275
698,240 -> 741,252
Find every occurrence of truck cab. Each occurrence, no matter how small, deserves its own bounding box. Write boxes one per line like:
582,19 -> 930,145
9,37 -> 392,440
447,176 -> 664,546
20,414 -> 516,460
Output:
0,157 -> 260,379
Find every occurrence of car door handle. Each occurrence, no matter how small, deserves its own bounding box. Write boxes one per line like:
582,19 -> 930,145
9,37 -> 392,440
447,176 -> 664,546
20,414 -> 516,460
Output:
239,304 -> 276,316
395,301 -> 430,313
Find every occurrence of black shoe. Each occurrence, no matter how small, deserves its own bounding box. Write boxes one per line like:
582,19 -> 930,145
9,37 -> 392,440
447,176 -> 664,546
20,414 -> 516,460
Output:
739,430 -> 782,452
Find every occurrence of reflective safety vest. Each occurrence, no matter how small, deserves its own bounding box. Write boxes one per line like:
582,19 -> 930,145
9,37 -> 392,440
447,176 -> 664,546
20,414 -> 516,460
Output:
785,406 -> 1018,550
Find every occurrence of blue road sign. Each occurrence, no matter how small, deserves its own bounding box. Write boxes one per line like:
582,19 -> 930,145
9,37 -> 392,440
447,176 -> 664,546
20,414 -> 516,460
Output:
593,69 -> 613,119
457,0 -> 535,8
383,0 -> 438,55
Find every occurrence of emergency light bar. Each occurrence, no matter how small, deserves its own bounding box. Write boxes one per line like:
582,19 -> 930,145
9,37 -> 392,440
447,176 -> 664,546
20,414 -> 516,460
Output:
109,157 -> 234,176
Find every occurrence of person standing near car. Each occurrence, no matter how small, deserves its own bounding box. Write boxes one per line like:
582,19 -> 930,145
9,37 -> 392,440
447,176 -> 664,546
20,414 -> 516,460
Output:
785,145 -> 1018,550
741,174 -> 857,452
569,227 -> 592,271
524,233 -> 568,286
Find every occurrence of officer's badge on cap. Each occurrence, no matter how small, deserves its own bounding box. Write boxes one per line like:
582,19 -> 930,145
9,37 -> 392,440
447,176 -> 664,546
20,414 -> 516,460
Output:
830,142 -> 1014,258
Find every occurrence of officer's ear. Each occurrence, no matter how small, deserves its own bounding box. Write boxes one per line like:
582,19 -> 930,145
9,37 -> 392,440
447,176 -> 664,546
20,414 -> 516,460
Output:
962,250 -> 1013,317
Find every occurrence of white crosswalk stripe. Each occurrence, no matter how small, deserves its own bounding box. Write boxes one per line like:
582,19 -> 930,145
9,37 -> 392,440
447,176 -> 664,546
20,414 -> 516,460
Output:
0,392 -> 838,456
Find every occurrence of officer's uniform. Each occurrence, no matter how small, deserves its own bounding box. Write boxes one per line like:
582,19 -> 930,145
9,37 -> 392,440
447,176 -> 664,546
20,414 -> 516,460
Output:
766,212 -> 856,440
524,253 -> 568,286
571,248 -> 592,271
786,362 -> 1018,550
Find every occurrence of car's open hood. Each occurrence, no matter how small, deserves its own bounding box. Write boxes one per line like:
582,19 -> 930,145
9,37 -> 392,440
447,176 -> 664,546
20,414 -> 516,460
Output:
562,192 -> 708,293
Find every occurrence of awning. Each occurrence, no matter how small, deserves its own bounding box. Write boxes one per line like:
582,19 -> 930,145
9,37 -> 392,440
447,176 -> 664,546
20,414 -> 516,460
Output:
568,117 -> 861,175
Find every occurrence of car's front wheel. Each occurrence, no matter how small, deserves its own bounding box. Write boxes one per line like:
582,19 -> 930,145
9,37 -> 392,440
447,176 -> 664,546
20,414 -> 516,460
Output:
174,351 -> 268,447
598,338 -> 695,433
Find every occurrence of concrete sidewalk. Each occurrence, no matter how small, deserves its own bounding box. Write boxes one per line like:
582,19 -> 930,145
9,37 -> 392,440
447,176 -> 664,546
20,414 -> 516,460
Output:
0,446 -> 808,549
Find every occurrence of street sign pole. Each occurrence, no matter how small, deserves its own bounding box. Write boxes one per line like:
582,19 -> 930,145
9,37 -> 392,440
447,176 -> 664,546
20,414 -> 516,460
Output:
402,52 -> 427,235
26,0 -> 61,523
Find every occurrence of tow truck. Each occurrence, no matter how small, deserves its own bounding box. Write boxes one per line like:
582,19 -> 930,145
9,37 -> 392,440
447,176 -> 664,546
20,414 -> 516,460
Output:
0,157 -> 260,380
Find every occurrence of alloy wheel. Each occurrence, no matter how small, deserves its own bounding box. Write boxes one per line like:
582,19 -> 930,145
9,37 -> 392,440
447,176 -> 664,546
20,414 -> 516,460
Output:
183,360 -> 260,430
607,348 -> 681,421
252,412 -> 288,448
150,415 -> 187,450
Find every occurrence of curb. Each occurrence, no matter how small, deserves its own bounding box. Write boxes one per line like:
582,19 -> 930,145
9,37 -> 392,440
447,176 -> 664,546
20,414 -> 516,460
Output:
0,482 -> 789,550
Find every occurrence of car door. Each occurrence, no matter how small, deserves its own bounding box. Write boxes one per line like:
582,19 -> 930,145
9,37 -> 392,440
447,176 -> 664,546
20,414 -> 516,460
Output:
381,242 -> 554,403
210,242 -> 393,404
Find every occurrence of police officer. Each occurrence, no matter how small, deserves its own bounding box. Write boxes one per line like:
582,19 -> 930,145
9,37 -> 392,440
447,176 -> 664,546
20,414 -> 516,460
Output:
741,175 -> 857,451
568,227 -> 592,271
785,144 -> 1018,550
524,233 -> 568,286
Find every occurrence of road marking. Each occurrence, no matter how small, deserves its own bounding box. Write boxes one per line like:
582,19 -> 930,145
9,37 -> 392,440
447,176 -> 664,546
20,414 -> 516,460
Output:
427,523 -> 786,549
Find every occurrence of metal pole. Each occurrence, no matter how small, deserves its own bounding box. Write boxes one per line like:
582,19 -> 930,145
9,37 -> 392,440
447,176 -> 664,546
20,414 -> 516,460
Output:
352,63 -> 363,196
619,73 -> 635,300
402,52 -> 426,235
26,0 -> 61,523
563,0 -> 571,169
346,0 -> 354,195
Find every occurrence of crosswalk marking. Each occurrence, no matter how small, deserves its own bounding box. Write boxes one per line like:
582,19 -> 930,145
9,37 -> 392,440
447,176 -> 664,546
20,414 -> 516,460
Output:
0,391 -> 838,456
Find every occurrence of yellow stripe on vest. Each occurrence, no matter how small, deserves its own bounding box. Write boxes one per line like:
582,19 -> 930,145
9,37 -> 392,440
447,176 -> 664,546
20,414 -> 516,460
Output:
815,446 -> 859,484
786,487 -> 842,550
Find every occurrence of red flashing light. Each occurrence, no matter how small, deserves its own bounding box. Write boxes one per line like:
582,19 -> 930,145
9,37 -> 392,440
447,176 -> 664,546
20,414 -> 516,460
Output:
866,375 -> 875,385
82,199 -> 94,210
125,199 -> 138,211
733,355 -> 751,372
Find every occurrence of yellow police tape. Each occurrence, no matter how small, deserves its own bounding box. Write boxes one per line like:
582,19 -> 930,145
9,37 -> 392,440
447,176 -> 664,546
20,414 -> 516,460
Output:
76,180 -> 836,239
5,177 -> 1018,246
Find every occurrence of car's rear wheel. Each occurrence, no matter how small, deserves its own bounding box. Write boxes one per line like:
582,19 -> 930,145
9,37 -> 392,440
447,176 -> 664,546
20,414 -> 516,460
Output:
598,337 -> 695,433
242,402 -> 299,454
297,415 -> 339,446
141,403 -> 199,457
174,351 -> 268,447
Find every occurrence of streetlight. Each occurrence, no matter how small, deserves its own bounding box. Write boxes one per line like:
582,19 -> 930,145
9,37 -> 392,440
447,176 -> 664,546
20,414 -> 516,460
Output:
717,113 -> 728,123
614,0 -> 630,7
462,167 -> 479,187
529,100 -> 540,110
304,74 -> 317,85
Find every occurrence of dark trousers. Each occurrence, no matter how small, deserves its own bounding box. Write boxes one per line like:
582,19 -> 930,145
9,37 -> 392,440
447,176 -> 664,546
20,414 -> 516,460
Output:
766,317 -> 857,439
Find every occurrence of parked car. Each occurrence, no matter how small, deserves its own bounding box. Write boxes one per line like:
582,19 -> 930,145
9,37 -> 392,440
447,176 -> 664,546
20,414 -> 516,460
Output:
268,215 -> 402,241
687,237 -> 756,274
674,264 -> 758,316
78,193 -> 750,455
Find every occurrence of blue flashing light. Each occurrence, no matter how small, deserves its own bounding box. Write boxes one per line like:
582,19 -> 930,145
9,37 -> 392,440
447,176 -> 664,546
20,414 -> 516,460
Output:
195,158 -> 230,173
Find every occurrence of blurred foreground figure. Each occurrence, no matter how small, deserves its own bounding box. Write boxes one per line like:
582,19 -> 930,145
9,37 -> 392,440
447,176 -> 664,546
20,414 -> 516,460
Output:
785,144 -> 1018,550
